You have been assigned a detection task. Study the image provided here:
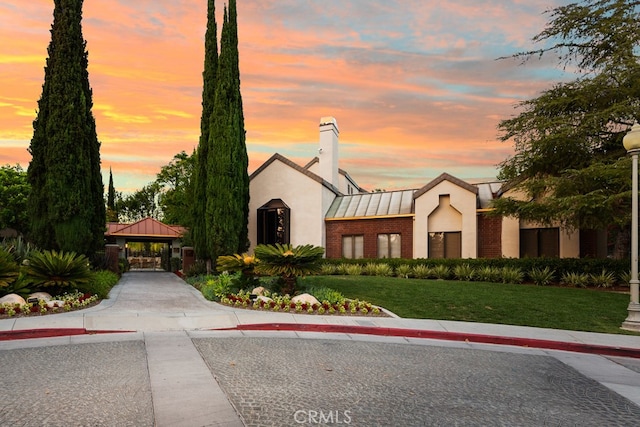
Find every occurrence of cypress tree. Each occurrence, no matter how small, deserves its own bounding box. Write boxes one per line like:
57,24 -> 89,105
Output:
106,167 -> 118,222
27,0 -> 105,255
192,0 -> 218,264
207,0 -> 249,259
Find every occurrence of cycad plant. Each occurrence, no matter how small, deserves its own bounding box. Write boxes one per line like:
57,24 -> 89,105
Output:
216,253 -> 259,288
0,247 -> 19,290
253,243 -> 324,295
22,250 -> 92,294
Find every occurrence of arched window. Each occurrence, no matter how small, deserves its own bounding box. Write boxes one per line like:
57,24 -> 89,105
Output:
257,199 -> 290,245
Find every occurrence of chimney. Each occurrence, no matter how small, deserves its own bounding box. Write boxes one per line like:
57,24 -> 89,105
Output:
318,116 -> 339,189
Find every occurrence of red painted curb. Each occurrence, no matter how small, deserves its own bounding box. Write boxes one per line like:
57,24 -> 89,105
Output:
0,329 -> 133,341
218,323 -> 640,359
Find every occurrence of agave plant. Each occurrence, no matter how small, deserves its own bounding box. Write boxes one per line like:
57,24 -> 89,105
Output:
253,243 -> 324,295
412,264 -> 431,279
561,271 -> 590,288
453,264 -> 475,281
395,264 -> 412,278
528,266 -> 555,286
22,250 -> 92,293
0,247 -> 19,290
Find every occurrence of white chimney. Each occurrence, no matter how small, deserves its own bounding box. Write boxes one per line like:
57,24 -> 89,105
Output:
319,116 -> 339,189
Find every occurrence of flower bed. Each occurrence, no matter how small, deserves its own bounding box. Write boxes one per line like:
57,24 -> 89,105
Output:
0,291 -> 99,319
220,291 -> 387,316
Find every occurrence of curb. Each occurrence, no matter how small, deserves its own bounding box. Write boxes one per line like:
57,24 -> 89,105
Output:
216,323 -> 640,359
0,329 -> 133,341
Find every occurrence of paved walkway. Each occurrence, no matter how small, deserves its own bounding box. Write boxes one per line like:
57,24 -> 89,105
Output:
1,271 -> 639,426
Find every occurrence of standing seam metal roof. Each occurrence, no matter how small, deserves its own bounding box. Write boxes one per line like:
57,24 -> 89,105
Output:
326,189 -> 416,219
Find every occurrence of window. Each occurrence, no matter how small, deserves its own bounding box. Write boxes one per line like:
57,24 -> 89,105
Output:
377,233 -> 401,258
428,232 -> 461,259
520,228 -> 559,258
342,235 -> 364,259
257,199 -> 290,245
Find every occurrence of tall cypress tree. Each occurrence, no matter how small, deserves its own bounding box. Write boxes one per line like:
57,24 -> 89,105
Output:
192,0 -> 218,264
106,167 -> 118,222
207,0 -> 249,259
27,0 -> 105,255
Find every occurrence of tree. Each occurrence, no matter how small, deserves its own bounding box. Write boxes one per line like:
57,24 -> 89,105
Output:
493,0 -> 640,255
207,0 -> 250,261
27,0 -> 105,255
0,165 -> 30,234
156,151 -> 194,226
192,0 -> 249,267
192,0 -> 219,264
106,167 -> 118,222
116,182 -> 162,223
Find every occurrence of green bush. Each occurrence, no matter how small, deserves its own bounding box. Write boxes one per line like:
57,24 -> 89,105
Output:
362,262 -> 378,276
432,265 -> 451,280
528,267 -> 555,286
412,264 -> 431,279
185,260 -> 207,277
476,266 -> 501,283
373,263 -> 393,277
590,269 -> 616,288
201,272 -> 238,301
22,250 -> 92,294
561,271 -> 590,288
0,247 -> 19,290
306,286 -> 345,304
395,264 -> 412,278
453,264 -> 475,281
254,243 -> 324,295
76,270 -> 119,299
319,263 -> 337,275
1,236 -> 35,264
500,267 -> 524,284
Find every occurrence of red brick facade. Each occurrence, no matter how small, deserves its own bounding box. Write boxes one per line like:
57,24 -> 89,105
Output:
477,213 -> 502,258
325,217 -> 414,259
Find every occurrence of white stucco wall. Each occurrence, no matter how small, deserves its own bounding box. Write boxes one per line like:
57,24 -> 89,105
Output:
414,180 -> 478,259
501,216 -> 520,258
248,159 -> 331,252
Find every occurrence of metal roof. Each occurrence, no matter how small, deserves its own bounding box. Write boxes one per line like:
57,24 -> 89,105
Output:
326,189 -> 415,219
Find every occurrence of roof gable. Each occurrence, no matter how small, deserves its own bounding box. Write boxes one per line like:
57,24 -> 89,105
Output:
250,153 -> 341,195
106,217 -> 184,238
413,173 -> 478,199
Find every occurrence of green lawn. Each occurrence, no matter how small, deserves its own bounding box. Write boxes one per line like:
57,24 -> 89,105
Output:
299,275 -> 636,335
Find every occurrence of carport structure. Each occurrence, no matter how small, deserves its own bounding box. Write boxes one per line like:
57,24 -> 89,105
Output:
105,217 -> 185,270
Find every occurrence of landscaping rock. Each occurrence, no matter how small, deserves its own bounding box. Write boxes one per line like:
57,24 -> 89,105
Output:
28,292 -> 52,302
256,295 -> 272,303
46,300 -> 66,308
291,293 -> 320,306
252,286 -> 266,296
0,294 -> 26,306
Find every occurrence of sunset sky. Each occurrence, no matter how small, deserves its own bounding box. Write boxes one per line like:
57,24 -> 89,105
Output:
0,0 -> 573,193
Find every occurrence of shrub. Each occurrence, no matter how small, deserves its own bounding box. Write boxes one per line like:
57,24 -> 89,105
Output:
412,264 -> 431,279
528,267 -> 555,286
619,271 -> 631,287
185,260 -> 207,277
561,271 -> 590,288
22,250 -> 92,294
76,270 -> 119,299
344,264 -> 363,276
432,264 -> 451,280
374,263 -> 394,277
254,243 -> 325,295
319,263 -> 337,275
395,264 -> 412,278
362,262 -> 378,276
0,247 -> 19,290
500,267 -> 524,284
453,264 -> 475,281
590,269 -> 616,288
1,236 -> 35,264
201,272 -> 238,301
306,286 -> 345,304
476,266 -> 501,283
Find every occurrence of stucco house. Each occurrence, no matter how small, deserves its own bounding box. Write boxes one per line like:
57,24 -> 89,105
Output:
248,117 -> 606,259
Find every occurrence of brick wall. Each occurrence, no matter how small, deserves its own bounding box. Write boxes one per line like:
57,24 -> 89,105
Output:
477,213 -> 502,258
325,217 -> 414,259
